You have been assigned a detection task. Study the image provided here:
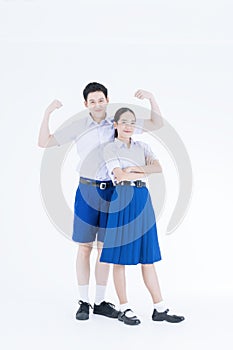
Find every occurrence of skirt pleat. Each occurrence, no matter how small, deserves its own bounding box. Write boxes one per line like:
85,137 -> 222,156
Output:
100,186 -> 161,265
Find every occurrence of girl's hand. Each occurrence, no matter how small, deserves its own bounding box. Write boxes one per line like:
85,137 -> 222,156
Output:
123,166 -> 144,173
146,156 -> 155,165
114,172 -> 129,183
122,166 -> 134,173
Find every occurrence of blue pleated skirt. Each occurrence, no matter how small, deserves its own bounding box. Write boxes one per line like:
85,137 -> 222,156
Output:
100,185 -> 162,265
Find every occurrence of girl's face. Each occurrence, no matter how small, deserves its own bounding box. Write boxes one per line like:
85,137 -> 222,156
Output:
115,111 -> 136,139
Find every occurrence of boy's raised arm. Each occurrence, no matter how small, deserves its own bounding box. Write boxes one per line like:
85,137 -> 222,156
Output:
38,99 -> 62,148
134,89 -> 163,130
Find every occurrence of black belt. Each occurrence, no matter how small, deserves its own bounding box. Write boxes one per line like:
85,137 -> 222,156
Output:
116,180 -> 146,188
79,177 -> 113,190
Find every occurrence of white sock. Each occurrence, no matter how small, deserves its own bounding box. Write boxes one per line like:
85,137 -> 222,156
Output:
154,300 -> 167,312
120,303 -> 137,317
78,285 -> 89,303
95,285 -> 106,305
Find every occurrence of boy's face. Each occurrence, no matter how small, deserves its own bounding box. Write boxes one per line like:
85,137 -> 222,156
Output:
84,91 -> 109,119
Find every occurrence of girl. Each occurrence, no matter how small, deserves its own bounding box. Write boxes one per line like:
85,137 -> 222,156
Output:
100,107 -> 184,325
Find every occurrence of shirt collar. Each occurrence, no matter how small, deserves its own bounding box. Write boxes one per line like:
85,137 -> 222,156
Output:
114,137 -> 136,148
86,113 -> 113,127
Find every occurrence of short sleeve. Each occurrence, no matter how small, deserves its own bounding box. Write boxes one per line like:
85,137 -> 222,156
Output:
140,142 -> 158,164
54,119 -> 87,146
134,118 -> 144,134
53,121 -> 78,146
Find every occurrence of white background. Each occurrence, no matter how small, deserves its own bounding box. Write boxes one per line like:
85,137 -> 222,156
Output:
1,1 -> 233,349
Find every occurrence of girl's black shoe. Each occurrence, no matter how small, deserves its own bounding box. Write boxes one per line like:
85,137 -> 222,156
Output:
118,309 -> 141,325
152,309 -> 185,323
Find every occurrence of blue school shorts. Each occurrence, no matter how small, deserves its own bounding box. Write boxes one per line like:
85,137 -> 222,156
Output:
72,178 -> 114,243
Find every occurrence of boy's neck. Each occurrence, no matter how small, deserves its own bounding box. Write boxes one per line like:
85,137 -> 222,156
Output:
90,112 -> 106,124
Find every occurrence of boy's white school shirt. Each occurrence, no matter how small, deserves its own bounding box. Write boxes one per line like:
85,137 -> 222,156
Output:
53,113 -> 143,181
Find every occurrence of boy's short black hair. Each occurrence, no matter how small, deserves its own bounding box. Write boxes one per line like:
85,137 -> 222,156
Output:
83,82 -> 108,101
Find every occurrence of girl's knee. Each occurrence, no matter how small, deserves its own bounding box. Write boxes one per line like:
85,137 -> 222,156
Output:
113,264 -> 125,271
141,264 -> 154,270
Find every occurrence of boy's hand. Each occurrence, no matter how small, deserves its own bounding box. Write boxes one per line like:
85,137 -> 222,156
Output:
134,89 -> 153,101
45,99 -> 63,115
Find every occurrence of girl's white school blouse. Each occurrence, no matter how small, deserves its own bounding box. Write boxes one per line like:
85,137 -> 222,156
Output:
103,138 -> 158,184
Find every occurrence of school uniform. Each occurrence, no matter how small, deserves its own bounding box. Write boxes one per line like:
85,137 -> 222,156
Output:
54,115 -> 143,243
54,114 -> 114,243
100,138 -> 162,265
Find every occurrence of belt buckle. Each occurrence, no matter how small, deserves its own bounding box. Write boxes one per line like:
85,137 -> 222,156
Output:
136,180 -> 142,187
99,182 -> 107,190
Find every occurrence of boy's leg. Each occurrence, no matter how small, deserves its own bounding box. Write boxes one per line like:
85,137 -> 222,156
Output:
75,182 -> 119,318
75,243 -> 93,321
93,187 -> 115,303
76,243 -> 93,295
92,242 -> 119,319
74,183 -> 98,302
94,241 -> 110,304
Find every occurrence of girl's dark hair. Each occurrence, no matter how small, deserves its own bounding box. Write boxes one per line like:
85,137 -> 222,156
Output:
113,107 -> 136,138
83,82 -> 108,101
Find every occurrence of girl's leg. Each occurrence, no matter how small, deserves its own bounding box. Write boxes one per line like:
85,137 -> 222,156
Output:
113,264 -> 140,325
141,264 -> 163,303
113,264 -> 127,304
141,264 -> 185,322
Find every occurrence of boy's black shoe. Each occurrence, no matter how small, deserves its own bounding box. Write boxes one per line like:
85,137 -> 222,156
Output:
76,300 -> 92,320
93,301 -> 120,318
118,309 -> 141,326
152,309 -> 185,323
